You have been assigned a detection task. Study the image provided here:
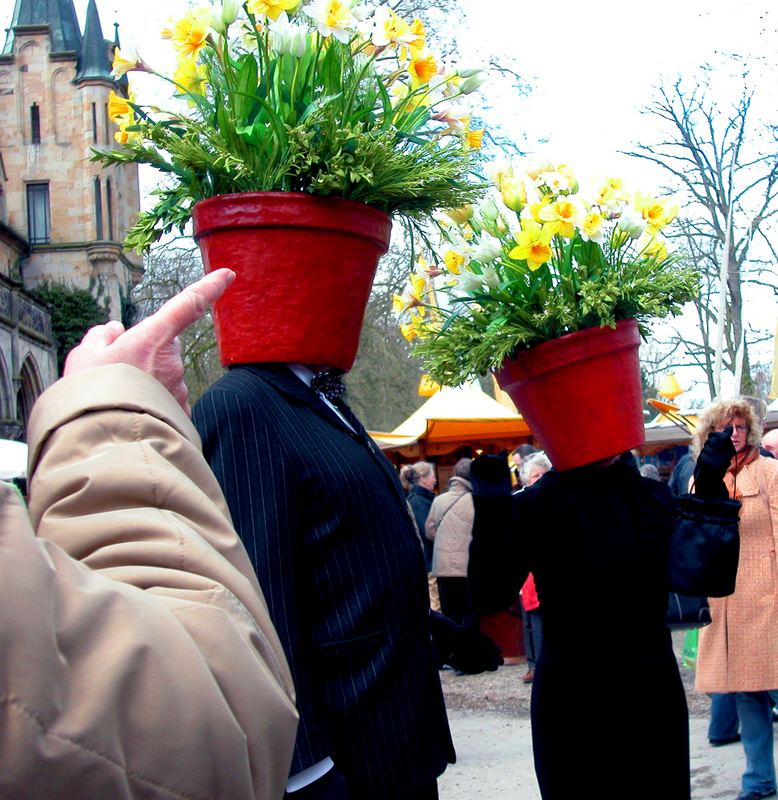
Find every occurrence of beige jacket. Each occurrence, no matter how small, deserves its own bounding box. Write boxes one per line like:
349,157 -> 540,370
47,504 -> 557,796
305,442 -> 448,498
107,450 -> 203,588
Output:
0,365 -> 298,800
696,455 -> 778,692
426,477 -> 474,578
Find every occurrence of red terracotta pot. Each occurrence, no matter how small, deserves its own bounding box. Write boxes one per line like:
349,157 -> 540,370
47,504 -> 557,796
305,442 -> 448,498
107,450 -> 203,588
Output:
192,192 -> 392,370
494,319 -> 645,471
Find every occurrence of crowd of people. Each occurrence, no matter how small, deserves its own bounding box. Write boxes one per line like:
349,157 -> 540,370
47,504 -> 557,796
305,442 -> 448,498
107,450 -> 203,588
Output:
3,273 -> 777,800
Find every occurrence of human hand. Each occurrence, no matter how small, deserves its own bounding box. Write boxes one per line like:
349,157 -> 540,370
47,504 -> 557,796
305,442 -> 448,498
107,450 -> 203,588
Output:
693,426 -> 735,498
64,269 -> 235,414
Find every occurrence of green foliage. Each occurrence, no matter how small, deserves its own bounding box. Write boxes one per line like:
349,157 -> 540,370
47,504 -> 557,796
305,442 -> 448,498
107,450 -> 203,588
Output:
33,283 -> 109,375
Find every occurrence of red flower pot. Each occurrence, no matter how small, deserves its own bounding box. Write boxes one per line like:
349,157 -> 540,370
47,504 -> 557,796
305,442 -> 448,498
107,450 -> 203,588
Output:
192,192 -> 392,371
494,319 -> 645,471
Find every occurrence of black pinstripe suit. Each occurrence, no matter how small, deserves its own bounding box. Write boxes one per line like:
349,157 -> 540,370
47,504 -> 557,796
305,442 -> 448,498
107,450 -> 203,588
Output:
193,365 -> 454,797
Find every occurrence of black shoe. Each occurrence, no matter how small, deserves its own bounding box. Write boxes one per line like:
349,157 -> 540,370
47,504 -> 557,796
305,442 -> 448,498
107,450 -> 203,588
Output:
710,734 -> 741,747
735,790 -> 777,800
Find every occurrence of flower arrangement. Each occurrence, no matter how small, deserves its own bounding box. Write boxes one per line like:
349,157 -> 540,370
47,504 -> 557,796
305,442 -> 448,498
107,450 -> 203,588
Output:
395,159 -> 699,385
97,0 -> 486,251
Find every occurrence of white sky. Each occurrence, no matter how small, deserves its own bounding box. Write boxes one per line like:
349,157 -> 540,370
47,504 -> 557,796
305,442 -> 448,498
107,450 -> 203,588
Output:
5,0 -> 777,401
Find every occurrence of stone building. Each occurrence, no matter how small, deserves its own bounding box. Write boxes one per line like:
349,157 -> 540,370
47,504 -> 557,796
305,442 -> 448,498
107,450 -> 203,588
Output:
0,0 -> 141,439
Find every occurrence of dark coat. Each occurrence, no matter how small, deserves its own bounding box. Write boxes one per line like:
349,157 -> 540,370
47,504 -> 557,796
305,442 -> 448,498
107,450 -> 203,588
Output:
469,462 -> 689,800
193,365 -> 454,797
408,484 -> 436,570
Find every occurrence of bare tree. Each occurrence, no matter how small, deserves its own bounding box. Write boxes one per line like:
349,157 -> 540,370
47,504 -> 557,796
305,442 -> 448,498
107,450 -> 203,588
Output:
133,241 -> 224,403
625,71 -> 778,398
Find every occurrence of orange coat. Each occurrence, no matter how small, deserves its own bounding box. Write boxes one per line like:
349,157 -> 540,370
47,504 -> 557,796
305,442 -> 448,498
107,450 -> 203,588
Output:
696,455 -> 778,692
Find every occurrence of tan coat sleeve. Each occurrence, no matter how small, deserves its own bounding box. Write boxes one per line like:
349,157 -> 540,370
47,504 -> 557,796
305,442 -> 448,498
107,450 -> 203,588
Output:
1,364 -> 297,800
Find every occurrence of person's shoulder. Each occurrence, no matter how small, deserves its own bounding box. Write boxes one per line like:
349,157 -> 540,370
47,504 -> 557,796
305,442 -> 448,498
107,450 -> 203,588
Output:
199,366 -> 280,404
757,454 -> 778,479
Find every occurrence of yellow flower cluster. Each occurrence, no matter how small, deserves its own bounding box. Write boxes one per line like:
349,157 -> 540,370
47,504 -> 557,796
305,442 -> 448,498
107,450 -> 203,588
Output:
394,158 -> 682,340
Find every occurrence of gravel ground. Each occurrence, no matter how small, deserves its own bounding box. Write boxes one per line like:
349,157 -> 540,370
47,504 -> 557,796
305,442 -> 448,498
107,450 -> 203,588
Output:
440,630 -> 710,717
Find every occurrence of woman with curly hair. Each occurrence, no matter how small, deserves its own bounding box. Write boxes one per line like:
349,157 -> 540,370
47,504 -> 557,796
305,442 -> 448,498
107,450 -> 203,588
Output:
693,398 -> 778,800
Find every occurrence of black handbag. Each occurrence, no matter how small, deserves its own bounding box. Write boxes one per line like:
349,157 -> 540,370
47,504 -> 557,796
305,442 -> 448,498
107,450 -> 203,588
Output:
668,494 -> 741,598
666,591 -> 711,630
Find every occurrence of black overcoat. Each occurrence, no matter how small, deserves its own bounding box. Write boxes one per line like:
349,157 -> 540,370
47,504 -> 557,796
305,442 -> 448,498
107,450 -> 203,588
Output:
469,461 -> 690,800
193,365 -> 454,797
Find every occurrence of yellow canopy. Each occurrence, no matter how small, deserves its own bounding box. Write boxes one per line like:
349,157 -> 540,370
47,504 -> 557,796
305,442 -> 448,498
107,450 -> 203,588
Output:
369,383 -> 531,457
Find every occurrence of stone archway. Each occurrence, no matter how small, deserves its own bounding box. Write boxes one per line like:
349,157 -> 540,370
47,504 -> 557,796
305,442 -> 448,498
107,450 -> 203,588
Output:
17,354 -> 43,439
0,351 -> 12,422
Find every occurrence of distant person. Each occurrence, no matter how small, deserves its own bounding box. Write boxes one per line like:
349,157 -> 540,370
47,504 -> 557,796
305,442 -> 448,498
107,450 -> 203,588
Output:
510,444 -> 538,491
693,398 -> 778,800
517,452 -> 552,685
762,429 -> 778,458
426,458 -> 475,627
407,461 -> 440,607
640,463 -> 661,481
1,271 -> 298,800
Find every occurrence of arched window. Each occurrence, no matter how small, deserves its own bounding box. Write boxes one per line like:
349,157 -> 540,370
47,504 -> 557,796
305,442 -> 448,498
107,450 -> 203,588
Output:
0,352 -> 12,420
17,355 -> 43,437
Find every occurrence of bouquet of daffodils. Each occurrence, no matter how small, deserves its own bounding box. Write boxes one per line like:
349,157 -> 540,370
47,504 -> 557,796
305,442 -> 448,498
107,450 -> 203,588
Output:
395,159 -> 699,385
96,0 -> 486,251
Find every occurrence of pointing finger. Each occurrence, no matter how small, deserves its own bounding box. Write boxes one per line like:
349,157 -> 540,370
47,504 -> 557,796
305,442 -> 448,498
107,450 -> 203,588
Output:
135,269 -> 235,343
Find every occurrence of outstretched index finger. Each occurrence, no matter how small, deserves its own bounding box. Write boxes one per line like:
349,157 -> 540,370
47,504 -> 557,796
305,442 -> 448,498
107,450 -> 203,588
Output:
136,269 -> 235,343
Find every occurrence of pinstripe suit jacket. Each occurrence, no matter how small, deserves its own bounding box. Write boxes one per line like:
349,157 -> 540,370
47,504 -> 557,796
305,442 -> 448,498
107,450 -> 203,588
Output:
193,365 -> 454,797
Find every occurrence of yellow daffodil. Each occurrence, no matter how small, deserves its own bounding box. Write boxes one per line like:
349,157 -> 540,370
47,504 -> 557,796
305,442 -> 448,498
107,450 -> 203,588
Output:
640,233 -> 669,260
371,6 -> 415,48
400,309 -> 427,341
557,163 -> 578,193
408,51 -> 437,86
633,191 -> 678,233
308,0 -> 356,42
594,177 -> 627,210
444,249 -> 466,274
445,206 -> 473,225
109,89 -> 139,144
409,272 -> 427,300
525,159 -> 554,181
538,197 -> 584,239
581,210 -> 606,243
537,197 -> 583,238
501,176 -> 526,212
173,57 -> 206,97
111,46 -> 138,78
465,128 -> 484,150
108,90 -> 130,121
509,220 -> 554,270
408,18 -> 425,53
171,7 -> 212,58
247,0 -> 299,21
526,198 -> 550,224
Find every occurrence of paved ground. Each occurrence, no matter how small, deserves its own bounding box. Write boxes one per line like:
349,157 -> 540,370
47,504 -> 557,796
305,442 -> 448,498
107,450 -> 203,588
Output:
437,636 -> 766,800
438,707 -> 746,799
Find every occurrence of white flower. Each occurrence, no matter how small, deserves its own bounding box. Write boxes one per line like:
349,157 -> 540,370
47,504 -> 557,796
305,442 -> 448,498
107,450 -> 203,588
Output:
269,12 -> 307,56
456,269 -> 484,292
617,207 -> 647,239
469,234 -> 502,264
458,69 -> 487,95
538,170 -> 572,195
481,265 -> 500,289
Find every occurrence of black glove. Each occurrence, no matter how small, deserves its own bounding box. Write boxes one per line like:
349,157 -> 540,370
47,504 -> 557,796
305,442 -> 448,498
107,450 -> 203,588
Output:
693,426 -> 735,499
429,610 -> 503,674
470,452 -> 512,497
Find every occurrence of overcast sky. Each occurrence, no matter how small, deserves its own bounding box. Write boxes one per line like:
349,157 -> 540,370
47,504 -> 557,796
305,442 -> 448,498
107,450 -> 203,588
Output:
5,0 -> 777,401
